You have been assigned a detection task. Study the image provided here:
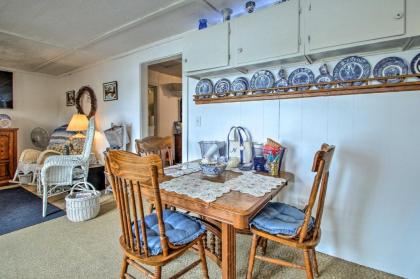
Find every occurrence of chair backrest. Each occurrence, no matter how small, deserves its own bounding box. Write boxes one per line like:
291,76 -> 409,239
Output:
159,136 -> 174,166
104,150 -> 168,257
81,117 -> 95,161
298,143 -> 335,243
135,136 -> 174,166
135,137 -> 162,156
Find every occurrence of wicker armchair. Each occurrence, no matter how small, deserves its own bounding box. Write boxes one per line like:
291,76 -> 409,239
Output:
12,124 -> 83,187
40,117 -> 95,217
12,149 -> 61,186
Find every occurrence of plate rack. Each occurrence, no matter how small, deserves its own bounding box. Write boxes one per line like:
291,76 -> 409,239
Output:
194,74 -> 420,104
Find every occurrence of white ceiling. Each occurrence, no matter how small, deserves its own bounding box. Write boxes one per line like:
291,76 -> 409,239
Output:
0,0 -> 278,76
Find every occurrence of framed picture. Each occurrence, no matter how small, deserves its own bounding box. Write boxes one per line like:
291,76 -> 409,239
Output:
0,71 -> 13,109
66,90 -> 75,106
103,81 -> 118,101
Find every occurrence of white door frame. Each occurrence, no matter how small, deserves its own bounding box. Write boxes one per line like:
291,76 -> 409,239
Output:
139,53 -> 189,162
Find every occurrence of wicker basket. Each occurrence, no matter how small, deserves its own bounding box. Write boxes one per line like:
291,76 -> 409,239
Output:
65,182 -> 101,222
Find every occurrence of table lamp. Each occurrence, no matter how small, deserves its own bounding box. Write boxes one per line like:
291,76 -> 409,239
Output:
67,114 -> 88,138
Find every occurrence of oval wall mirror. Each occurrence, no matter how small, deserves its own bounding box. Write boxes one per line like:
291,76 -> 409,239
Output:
76,86 -> 97,118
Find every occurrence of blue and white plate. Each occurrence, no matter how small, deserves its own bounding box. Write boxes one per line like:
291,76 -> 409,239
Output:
231,77 -> 249,94
333,56 -> 371,86
214,78 -> 231,96
315,64 -> 333,89
250,70 -> 275,92
274,69 -> 288,92
410,53 -> 420,78
195,79 -> 213,96
373,57 -> 408,84
274,79 -> 288,92
288,68 -> 315,91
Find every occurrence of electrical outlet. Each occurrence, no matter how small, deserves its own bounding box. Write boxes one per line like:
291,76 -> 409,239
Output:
195,116 -> 201,127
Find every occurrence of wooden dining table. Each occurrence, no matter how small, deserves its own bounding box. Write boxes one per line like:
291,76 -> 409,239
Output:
141,169 -> 292,279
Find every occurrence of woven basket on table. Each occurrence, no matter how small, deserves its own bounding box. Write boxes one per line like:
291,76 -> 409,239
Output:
65,182 -> 101,222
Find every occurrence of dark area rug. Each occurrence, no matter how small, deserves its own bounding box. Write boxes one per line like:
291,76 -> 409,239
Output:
0,187 -> 65,235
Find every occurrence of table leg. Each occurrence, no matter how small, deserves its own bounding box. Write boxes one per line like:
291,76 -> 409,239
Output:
221,223 -> 236,279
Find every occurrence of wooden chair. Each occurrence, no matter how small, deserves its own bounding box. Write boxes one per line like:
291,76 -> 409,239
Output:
247,144 -> 335,279
135,137 -> 162,156
105,150 -> 209,279
159,136 -> 175,167
135,136 -> 174,167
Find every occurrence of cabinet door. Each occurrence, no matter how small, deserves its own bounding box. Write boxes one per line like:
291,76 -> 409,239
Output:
307,0 -> 406,52
230,1 -> 301,66
183,23 -> 229,72
0,133 -> 11,180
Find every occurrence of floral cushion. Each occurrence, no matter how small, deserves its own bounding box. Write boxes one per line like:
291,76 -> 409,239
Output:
47,125 -> 84,155
250,202 -> 315,236
132,210 -> 205,256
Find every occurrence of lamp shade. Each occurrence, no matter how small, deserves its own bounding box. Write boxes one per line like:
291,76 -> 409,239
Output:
67,114 -> 88,132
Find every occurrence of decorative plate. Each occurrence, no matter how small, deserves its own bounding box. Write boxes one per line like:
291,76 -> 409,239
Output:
250,70 -> 275,91
288,68 -> 315,91
214,78 -> 231,96
0,114 -> 11,128
231,77 -> 249,93
410,53 -> 420,78
315,64 -> 333,89
333,56 -> 371,86
373,57 -> 408,84
195,79 -> 213,96
274,69 -> 288,92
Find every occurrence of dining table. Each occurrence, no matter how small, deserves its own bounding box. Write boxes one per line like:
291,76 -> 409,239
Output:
141,162 -> 293,279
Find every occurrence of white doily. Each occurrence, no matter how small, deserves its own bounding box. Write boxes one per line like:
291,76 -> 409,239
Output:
160,171 -> 287,203
164,161 -> 201,177
160,172 -> 231,203
225,172 -> 287,197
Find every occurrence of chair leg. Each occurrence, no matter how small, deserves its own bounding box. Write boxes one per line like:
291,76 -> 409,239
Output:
197,237 -> 209,279
310,249 -> 320,277
42,185 -> 48,218
246,234 -> 259,279
120,255 -> 128,279
303,249 -> 314,279
261,238 -> 268,255
154,266 -> 162,279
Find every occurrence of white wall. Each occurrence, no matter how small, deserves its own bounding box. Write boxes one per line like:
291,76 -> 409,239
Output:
148,70 -> 181,137
187,49 -> 420,278
0,68 -> 60,154
56,37 -> 183,161
54,34 -> 420,278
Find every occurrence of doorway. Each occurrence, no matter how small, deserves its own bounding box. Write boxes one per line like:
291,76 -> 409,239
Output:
146,58 -> 183,163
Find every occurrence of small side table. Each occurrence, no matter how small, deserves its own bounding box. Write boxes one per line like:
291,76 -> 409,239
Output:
88,164 -> 105,190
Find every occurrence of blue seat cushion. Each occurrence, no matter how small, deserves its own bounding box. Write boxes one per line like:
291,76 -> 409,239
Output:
132,210 -> 205,256
250,202 -> 315,236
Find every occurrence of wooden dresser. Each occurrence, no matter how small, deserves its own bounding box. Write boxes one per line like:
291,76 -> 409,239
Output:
0,128 -> 18,186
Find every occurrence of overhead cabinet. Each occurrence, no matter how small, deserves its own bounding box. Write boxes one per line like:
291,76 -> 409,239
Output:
183,22 -> 229,73
183,0 -> 420,76
230,0 -> 302,66
306,0 -> 406,53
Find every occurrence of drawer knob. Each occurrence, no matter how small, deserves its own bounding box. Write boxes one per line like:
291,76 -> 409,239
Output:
394,12 -> 404,19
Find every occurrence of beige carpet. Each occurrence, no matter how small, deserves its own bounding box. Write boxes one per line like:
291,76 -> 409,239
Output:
0,190 -> 399,279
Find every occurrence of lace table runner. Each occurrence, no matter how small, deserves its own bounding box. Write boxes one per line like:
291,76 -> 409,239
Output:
160,170 -> 287,203
225,171 -> 287,197
164,161 -> 201,177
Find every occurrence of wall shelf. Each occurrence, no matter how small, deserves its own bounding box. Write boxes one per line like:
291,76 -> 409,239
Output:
194,74 -> 420,105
